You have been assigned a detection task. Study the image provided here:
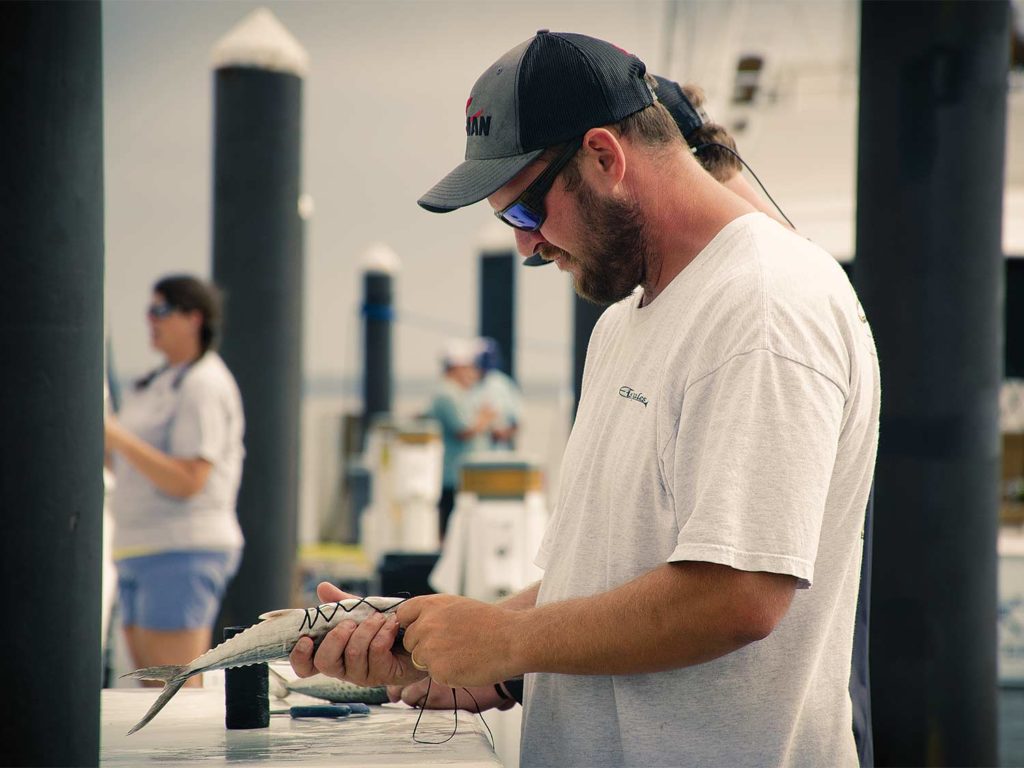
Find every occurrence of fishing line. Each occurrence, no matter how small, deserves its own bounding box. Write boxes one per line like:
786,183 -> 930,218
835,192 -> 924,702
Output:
458,687 -> 495,749
410,680 -> 496,747
298,595 -> 412,632
412,677 -> 458,744
691,142 -> 796,230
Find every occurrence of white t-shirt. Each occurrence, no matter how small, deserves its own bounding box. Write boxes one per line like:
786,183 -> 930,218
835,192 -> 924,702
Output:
111,352 -> 245,558
521,213 -> 880,768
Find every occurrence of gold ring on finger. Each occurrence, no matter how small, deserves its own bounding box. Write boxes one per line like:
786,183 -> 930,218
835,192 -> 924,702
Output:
411,652 -> 428,671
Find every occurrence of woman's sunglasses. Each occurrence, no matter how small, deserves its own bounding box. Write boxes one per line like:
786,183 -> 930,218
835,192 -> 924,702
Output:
147,303 -> 178,319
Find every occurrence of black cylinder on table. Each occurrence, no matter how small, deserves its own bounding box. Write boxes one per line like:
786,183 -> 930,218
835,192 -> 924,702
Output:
224,626 -> 269,730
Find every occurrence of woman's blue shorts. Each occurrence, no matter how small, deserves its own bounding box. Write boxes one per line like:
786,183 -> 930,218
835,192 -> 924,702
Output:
116,550 -> 241,631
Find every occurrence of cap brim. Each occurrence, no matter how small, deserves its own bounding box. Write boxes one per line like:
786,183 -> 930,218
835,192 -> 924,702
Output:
418,149 -> 545,213
522,253 -> 554,267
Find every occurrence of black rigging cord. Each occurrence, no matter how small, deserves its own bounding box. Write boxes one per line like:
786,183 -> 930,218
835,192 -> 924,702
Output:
692,141 -> 796,230
411,678 -> 496,748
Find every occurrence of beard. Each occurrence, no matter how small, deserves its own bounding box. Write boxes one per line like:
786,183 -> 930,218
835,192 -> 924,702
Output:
539,181 -> 650,306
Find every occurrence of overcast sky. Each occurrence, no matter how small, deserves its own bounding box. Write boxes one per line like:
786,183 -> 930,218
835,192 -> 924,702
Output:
102,0 -> 863,388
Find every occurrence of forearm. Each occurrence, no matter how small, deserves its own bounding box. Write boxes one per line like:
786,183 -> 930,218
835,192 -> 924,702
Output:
108,430 -> 207,498
455,413 -> 493,441
509,562 -> 795,677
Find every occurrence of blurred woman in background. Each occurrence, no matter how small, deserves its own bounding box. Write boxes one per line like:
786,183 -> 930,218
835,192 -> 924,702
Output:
105,274 -> 245,686
427,338 -> 496,539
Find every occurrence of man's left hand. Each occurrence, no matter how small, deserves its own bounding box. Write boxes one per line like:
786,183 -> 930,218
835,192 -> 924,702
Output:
397,595 -> 523,688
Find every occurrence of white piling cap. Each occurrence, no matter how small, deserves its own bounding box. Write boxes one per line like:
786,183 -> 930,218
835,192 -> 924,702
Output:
477,217 -> 516,253
361,242 -> 401,274
211,8 -> 309,77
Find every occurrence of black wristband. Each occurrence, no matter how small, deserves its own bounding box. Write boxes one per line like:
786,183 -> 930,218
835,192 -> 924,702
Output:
502,677 -> 524,704
494,683 -> 511,701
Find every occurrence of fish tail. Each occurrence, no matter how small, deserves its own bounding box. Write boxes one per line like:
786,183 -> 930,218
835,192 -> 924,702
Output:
124,667 -> 192,735
122,664 -> 188,684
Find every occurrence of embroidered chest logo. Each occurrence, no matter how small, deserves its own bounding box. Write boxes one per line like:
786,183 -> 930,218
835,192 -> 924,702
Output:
465,97 -> 492,137
618,386 -> 649,408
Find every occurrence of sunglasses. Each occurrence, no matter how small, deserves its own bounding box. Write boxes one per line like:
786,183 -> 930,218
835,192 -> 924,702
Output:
147,302 -> 178,319
494,138 -> 583,231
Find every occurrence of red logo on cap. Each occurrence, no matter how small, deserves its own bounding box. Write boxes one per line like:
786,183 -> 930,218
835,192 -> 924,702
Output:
465,96 -> 491,137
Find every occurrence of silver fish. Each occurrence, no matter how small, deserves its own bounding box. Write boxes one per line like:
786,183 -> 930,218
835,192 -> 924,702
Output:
268,666 -> 390,705
124,596 -> 406,734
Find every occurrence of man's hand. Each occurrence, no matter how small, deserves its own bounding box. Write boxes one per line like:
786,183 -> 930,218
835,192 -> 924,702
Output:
288,582 -> 428,687
388,677 -> 516,712
397,594 -> 523,688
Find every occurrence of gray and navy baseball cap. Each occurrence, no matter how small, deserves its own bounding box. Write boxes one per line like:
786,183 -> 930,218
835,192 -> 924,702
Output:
418,30 -> 655,214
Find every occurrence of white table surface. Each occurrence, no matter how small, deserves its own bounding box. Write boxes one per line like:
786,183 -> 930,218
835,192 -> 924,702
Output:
101,688 -> 504,767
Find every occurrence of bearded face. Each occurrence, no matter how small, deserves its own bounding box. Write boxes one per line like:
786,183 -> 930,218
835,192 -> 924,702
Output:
540,178 -> 651,306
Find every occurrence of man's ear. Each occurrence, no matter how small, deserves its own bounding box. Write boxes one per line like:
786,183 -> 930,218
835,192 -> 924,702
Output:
579,127 -> 626,191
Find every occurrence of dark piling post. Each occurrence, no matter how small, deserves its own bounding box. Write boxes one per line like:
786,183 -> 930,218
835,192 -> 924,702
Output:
572,294 -> 606,420
361,244 -> 399,447
856,1 -> 1009,764
478,224 -> 517,380
211,9 -> 307,626
0,2 -> 104,765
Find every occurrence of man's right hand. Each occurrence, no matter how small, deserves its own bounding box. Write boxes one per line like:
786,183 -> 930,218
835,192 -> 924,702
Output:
288,582 -> 429,688
388,677 -> 516,712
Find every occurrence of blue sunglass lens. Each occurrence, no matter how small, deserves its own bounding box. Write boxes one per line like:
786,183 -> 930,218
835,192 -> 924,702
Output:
501,204 -> 542,231
147,304 -> 174,318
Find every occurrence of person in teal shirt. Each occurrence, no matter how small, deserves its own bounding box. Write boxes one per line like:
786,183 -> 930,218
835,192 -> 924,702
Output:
426,339 -> 496,538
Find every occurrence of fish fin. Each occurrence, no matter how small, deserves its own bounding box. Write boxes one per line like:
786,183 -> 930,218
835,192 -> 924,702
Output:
121,664 -> 188,683
268,667 -> 291,700
257,608 -> 294,621
125,672 -> 191,734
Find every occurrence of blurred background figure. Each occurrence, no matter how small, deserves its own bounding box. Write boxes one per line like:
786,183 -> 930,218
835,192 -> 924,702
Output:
104,274 -> 245,687
475,336 -> 522,450
426,338 -> 496,539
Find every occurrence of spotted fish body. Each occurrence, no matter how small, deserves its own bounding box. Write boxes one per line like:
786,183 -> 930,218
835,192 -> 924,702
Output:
124,596 -> 405,734
268,667 -> 390,705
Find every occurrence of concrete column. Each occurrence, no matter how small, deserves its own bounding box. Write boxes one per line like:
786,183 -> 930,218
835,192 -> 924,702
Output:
211,9 -> 307,627
478,221 -> 517,380
0,2 -> 104,765
361,243 -> 400,445
856,2 -> 1009,764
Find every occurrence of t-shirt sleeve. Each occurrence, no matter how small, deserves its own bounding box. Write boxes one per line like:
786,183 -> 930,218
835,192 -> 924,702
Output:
170,377 -> 227,464
534,505 -> 558,571
666,349 -> 844,587
429,392 -> 474,434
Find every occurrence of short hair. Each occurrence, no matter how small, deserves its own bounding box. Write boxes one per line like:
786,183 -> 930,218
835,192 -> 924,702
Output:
153,274 -> 222,354
678,83 -> 742,182
610,74 -> 684,149
550,100 -> 682,192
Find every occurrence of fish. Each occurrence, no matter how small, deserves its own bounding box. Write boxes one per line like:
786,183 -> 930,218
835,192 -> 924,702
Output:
267,666 -> 390,705
124,596 -> 406,734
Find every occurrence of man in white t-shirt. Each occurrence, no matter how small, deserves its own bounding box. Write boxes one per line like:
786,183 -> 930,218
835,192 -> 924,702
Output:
291,31 -> 879,768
